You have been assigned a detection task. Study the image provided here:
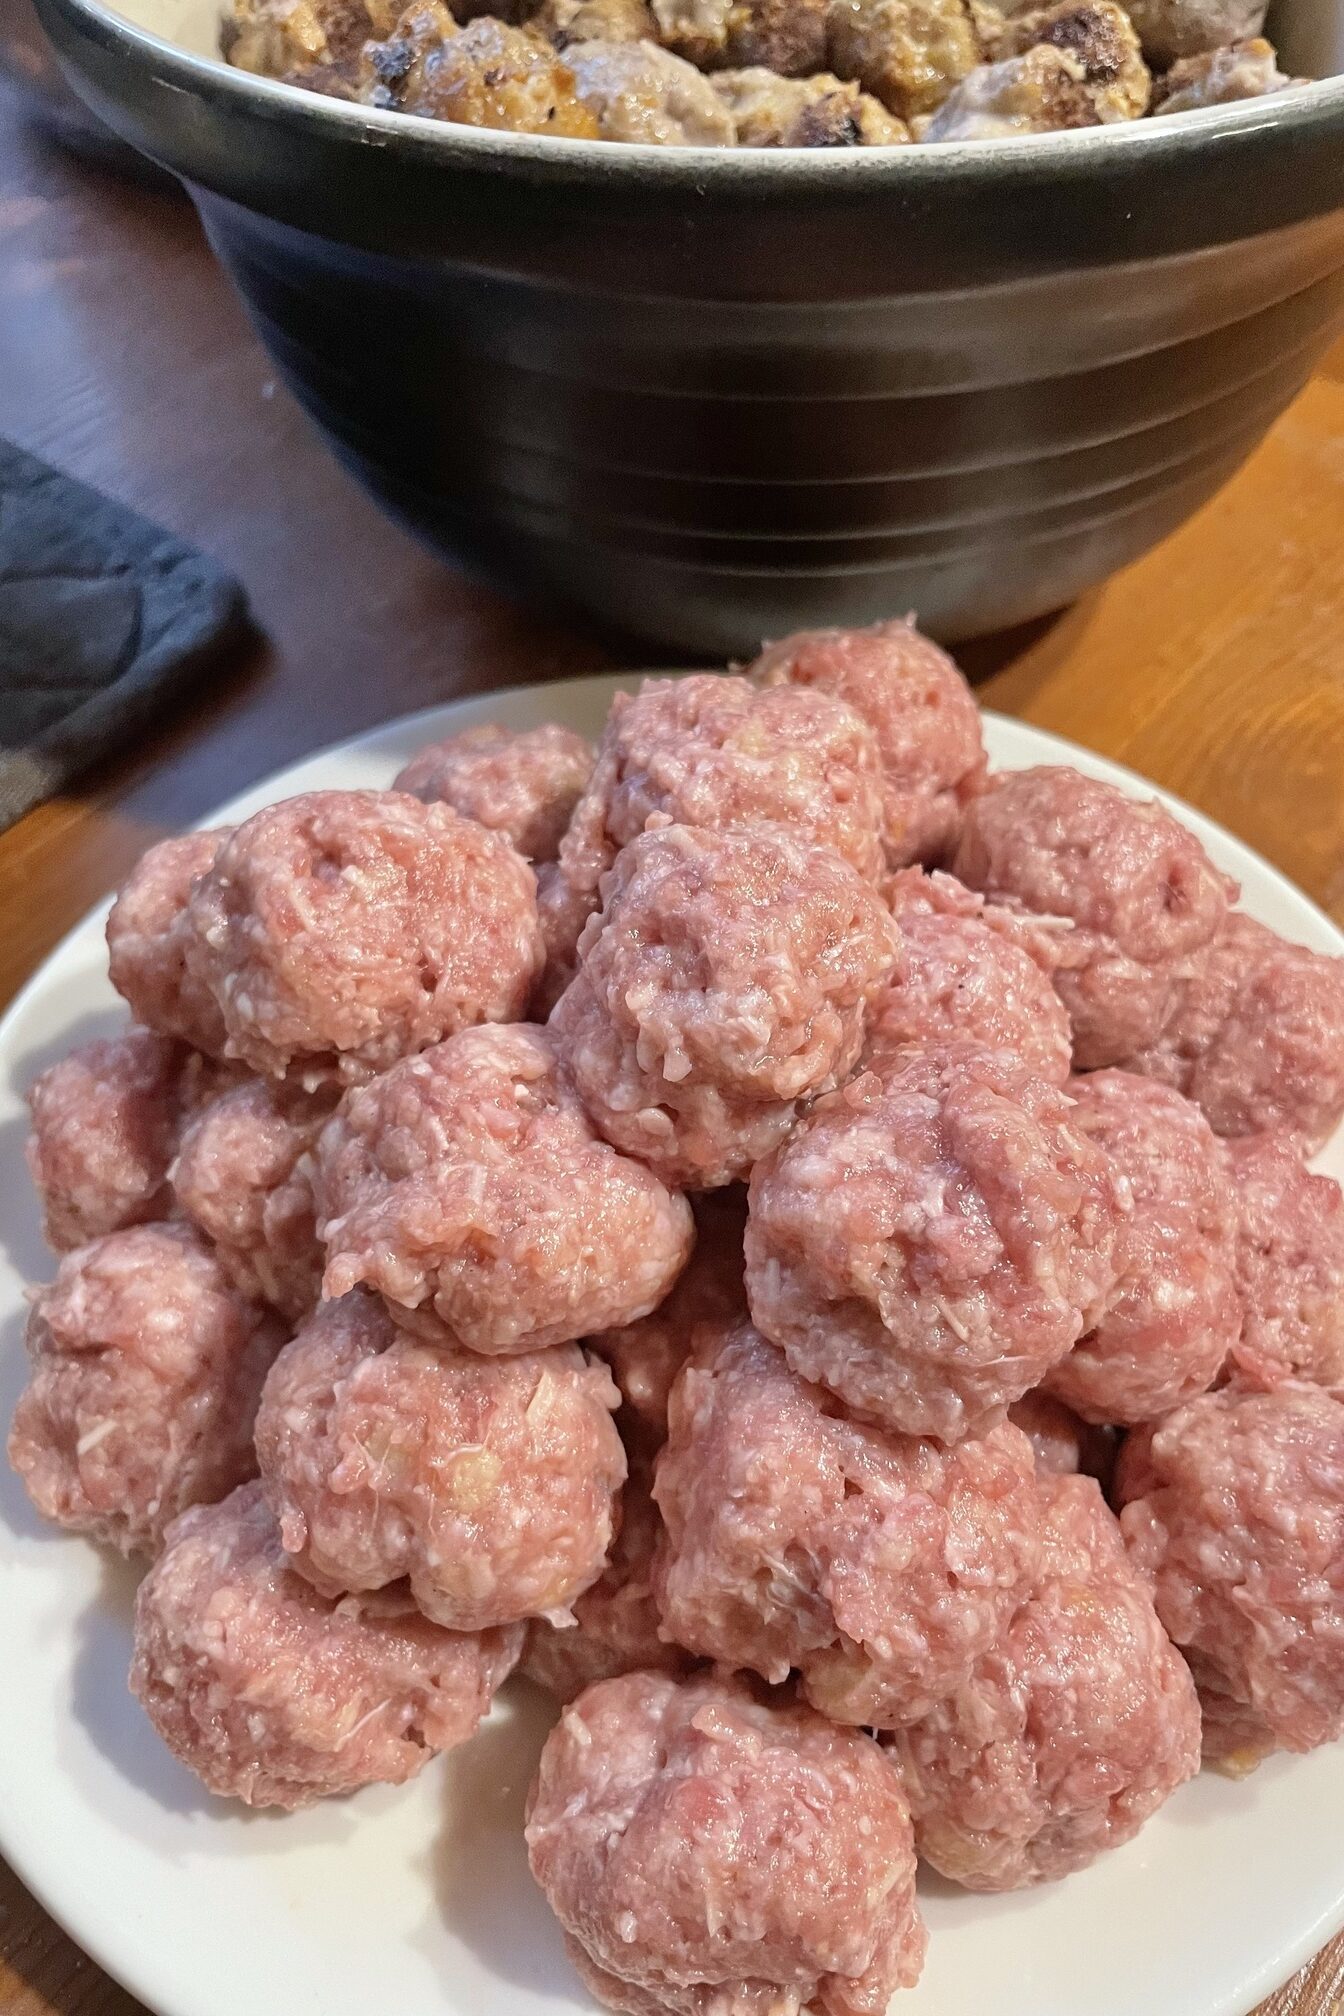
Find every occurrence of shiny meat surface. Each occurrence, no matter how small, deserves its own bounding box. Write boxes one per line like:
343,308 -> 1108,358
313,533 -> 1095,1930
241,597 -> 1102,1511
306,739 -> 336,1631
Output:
1121,0 -> 1265,62
651,0 -> 829,71
749,619 -> 986,865
887,1473 -> 1200,1889
359,4 -> 602,128
256,1291 -> 625,1629
1117,1380 -> 1344,1763
825,0 -> 994,116
710,62 -> 911,136
393,722 -> 594,862
654,1320 -> 1043,1725
952,766 -> 1235,1067
26,1028 -> 188,1251
567,37 -> 738,136
1227,1134 -> 1344,1394
992,0 -> 1151,116
920,39 -> 1096,131
131,1482 -> 522,1807
525,1668 -> 926,2014
746,1043 -> 1124,1442
186,789 -> 543,1085
171,1075 -> 336,1320
8,1224 -> 284,1555
1007,1390 -> 1116,1486
1152,33 -> 1292,106
870,868 -> 1072,1082
318,1022 -> 694,1352
106,830 -> 232,1055
1044,1071 -> 1239,1424
550,823 -> 899,1187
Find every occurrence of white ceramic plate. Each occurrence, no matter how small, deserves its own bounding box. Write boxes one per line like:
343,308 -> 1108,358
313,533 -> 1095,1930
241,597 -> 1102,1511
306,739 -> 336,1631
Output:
2,674 -> 1343,2016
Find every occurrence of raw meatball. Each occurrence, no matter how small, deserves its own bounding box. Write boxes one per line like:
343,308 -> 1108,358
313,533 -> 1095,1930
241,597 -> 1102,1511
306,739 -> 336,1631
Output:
359,5 -> 602,130
992,0 -> 1151,118
1227,1134 -> 1344,1394
107,829 -> 231,1054
887,1473 -> 1200,1890
952,767 -> 1235,1068
1152,35 -> 1294,108
1121,0 -> 1264,64
532,857 -> 596,1016
131,1482 -> 521,1808
256,1291 -> 624,1629
26,1028 -> 187,1251
749,619 -> 986,867
1007,1391 -> 1116,1487
551,823 -> 899,1188
525,1668 -> 927,2016
590,1186 -> 748,1453
650,0 -> 829,71
318,1023 -> 693,1353
746,1043 -> 1124,1443
654,1319 -> 1043,1726
826,0 -> 994,117
171,1076 -> 336,1320
1116,1381 -> 1344,1763
869,868 -> 1072,1082
393,723 -> 594,863
920,40 -> 1097,132
520,1456 -> 693,1700
8,1224 -> 284,1555
1132,913 -> 1344,1152
1044,1072 -> 1239,1424
186,790 -> 543,1086
545,675 -> 887,973
566,38 -> 737,140
711,65 -> 910,140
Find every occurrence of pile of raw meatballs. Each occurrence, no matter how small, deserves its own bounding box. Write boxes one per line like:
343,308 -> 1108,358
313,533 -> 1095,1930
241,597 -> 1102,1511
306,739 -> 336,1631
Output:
225,0 -> 1303,148
11,622 -> 1344,2016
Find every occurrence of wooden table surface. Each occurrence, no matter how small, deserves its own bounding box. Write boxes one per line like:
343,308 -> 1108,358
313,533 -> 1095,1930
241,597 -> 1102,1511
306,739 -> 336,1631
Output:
1,88 -> 1343,2016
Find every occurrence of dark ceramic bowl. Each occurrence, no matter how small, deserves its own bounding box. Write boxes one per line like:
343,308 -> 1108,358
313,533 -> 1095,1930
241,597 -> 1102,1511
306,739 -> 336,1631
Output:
33,0 -> 1344,649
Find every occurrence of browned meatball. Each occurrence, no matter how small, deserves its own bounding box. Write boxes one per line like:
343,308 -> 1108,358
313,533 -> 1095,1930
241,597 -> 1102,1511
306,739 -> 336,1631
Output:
1152,35 -> 1294,109
826,0 -> 995,119
650,0 -> 830,71
223,0 -> 393,73
107,830 -> 231,1055
533,0 -> 656,42
566,38 -> 738,139
920,39 -> 1097,132
360,5 -> 602,132
992,0 -> 1150,117
712,65 -> 911,140
526,1669 -> 927,2016
1121,0 -> 1265,65
132,1482 -> 522,1808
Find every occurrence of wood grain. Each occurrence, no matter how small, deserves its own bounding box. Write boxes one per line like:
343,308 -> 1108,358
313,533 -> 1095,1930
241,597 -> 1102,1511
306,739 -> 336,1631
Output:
0,88 -> 1342,2016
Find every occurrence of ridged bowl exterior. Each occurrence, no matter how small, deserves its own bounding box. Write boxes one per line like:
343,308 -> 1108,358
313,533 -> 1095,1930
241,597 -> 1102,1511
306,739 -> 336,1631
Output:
36,0 -> 1344,649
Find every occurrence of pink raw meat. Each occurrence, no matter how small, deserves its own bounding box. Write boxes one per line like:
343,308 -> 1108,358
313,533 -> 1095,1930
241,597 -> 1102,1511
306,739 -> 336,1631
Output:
107,829 -> 231,1054
394,722 -> 594,863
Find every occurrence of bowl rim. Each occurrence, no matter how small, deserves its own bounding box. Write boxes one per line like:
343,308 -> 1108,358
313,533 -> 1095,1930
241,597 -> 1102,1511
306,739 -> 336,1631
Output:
39,0 -> 1344,185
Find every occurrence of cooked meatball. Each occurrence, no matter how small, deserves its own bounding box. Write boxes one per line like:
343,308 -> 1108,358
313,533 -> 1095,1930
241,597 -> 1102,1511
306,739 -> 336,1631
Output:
8,1224 -> 284,1555
1227,1134 -> 1344,1394
1121,0 -> 1265,65
525,1668 -> 927,2015
318,1023 -> 693,1353
566,38 -> 737,140
887,1473 -> 1200,1890
951,767 -> 1236,1068
1117,1381 -> 1344,1765
393,723 -> 594,863
359,5 -> 602,129
826,0 -> 994,119
520,1454 -> 693,1699
534,0 -> 656,44
171,1076 -> 336,1320
920,39 -> 1097,132
1131,912 -> 1344,1152
749,618 -> 986,866
544,674 -> 887,978
869,867 -> 1072,1082
711,64 -> 911,140
746,1043 -> 1124,1443
550,823 -> 899,1188
223,0 -> 389,69
1151,32 -> 1292,107
255,1291 -> 625,1629
26,1028 -> 188,1251
1007,1390 -> 1116,1487
650,0 -> 829,71
654,1319 -> 1044,1725
992,0 -> 1151,118
1044,1072 -> 1239,1424
107,829 -> 231,1055
131,1482 -> 521,1808
185,790 -> 543,1086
